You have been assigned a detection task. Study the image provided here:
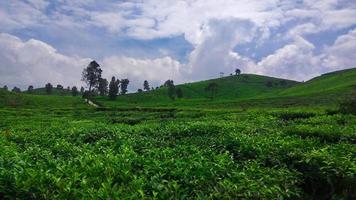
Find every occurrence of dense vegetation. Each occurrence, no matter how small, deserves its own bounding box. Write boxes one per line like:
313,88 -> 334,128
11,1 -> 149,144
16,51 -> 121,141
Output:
1,68 -> 355,199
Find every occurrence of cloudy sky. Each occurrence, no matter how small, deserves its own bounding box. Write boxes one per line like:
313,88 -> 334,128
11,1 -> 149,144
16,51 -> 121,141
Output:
1,0 -> 356,90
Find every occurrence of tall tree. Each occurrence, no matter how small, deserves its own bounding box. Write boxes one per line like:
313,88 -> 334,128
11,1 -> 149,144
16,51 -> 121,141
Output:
81,60 -> 102,97
165,80 -> 176,100
45,83 -> 53,95
235,68 -> 241,75
98,78 -> 109,96
3,85 -> 8,91
120,79 -> 129,95
109,76 -> 120,100
80,86 -> 85,94
71,86 -> 78,96
12,87 -> 21,93
204,82 -> 218,100
143,80 -> 150,91
27,85 -> 34,94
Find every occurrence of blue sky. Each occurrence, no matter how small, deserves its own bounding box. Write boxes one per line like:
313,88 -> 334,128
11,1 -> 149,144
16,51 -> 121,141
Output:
0,0 -> 356,90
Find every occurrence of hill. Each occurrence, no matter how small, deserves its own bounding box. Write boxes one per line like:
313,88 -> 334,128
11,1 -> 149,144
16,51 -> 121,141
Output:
278,68 -> 356,97
95,67 -> 356,108
0,88 -> 86,109
28,87 -> 73,96
96,74 -> 299,106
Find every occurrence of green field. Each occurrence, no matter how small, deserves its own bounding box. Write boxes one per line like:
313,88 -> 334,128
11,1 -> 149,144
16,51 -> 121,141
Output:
1,68 -> 356,199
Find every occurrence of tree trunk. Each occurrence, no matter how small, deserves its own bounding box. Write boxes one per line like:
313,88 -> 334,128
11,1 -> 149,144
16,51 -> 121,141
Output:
88,84 -> 92,102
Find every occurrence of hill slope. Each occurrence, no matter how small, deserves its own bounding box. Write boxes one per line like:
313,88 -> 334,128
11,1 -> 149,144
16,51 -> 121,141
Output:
29,88 -> 73,96
96,68 -> 356,107
0,89 -> 86,109
100,74 -> 299,104
279,68 -> 356,97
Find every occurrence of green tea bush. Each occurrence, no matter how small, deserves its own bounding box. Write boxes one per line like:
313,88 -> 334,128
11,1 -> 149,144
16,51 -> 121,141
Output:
274,111 -> 316,121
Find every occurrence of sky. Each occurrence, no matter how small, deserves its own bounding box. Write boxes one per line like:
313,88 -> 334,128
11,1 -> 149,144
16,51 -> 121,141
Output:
0,0 -> 356,91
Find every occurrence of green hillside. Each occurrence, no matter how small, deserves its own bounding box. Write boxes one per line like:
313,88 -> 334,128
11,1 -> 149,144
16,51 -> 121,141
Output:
95,68 -> 356,108
0,89 -> 86,109
29,87 -> 73,96
279,68 -> 356,97
96,74 -> 299,106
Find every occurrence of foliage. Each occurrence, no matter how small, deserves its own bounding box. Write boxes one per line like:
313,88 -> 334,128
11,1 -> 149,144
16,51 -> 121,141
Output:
120,79 -> 129,95
11,87 -> 21,93
165,80 -> 176,100
108,77 -> 119,100
45,83 -> 53,95
235,68 -> 241,75
0,104 -> 355,199
98,78 -> 108,96
205,82 -> 218,99
27,85 -> 34,94
144,80 -> 150,91
71,86 -> 79,96
176,88 -> 183,98
81,60 -> 102,94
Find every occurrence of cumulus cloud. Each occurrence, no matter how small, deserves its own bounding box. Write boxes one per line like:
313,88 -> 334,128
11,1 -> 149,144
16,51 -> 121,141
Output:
0,0 -> 356,89
0,33 -> 90,89
321,28 -> 356,70
101,56 -> 183,90
0,33 -> 184,90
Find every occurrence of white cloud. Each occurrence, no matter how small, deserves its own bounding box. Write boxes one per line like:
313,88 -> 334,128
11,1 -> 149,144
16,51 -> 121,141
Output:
0,33 -> 184,90
101,55 -> 183,90
0,0 -> 356,89
321,28 -> 356,70
0,33 -> 90,89
256,37 -> 321,81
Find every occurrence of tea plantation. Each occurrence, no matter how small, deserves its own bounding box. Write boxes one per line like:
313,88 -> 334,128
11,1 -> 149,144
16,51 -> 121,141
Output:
0,69 -> 355,199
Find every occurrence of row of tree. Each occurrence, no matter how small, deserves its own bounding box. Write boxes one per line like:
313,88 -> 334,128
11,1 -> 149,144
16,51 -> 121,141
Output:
81,61 -> 130,100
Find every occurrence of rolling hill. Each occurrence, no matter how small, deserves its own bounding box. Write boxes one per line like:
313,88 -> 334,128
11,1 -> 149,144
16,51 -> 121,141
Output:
2,67 -> 355,108
0,88 -> 86,109
278,68 -> 356,97
96,74 -> 300,105
95,67 -> 356,107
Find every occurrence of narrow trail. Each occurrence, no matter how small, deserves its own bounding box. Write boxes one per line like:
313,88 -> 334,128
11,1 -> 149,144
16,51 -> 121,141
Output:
85,99 -> 99,107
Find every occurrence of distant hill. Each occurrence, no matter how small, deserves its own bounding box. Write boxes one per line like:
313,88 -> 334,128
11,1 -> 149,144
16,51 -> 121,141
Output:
3,67 -> 355,108
96,67 -> 356,107
278,68 -> 356,97
0,88 -> 85,108
28,88 -> 73,96
103,74 -> 299,105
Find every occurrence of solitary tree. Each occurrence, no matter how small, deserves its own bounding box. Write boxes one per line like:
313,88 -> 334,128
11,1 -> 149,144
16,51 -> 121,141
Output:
45,83 -> 53,95
98,78 -> 109,96
56,84 -> 63,90
109,76 -> 120,100
27,85 -> 34,94
80,86 -> 85,94
3,85 -> 8,91
82,60 -> 102,98
205,82 -> 218,100
176,87 -> 183,98
165,80 -> 176,100
137,89 -> 143,93
71,86 -> 78,96
143,80 -> 150,91
12,87 -> 21,93
120,79 -> 129,95
235,68 -> 241,75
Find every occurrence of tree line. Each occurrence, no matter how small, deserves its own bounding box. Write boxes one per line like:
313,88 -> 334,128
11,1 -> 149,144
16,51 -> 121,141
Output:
2,61 -> 242,101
